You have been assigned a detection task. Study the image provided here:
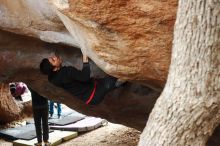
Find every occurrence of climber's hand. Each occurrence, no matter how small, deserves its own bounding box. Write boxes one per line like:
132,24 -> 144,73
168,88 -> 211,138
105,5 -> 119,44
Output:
82,54 -> 89,63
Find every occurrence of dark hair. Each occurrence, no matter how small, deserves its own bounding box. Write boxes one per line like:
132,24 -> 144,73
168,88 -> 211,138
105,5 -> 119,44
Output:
40,58 -> 54,75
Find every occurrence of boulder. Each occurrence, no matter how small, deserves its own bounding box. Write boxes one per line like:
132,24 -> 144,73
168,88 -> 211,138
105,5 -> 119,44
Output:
0,0 -> 178,128
0,30 -> 159,129
0,0 -> 178,88
0,0 -> 78,46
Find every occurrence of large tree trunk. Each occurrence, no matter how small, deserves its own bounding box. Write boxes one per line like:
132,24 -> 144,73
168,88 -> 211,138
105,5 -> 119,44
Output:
139,0 -> 220,146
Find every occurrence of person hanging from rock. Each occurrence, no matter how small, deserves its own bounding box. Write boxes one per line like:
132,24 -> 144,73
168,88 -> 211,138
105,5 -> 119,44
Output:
9,82 -> 51,146
40,53 -> 126,105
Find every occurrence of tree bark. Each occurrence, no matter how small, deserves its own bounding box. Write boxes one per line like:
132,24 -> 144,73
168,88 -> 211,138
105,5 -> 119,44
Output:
139,0 -> 220,146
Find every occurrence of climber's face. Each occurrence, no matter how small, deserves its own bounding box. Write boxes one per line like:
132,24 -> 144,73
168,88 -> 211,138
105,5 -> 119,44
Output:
48,55 -> 62,68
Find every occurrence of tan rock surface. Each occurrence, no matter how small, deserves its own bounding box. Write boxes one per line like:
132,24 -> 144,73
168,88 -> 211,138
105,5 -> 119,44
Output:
0,0 -> 177,130
0,0 -> 178,88
0,30 -> 159,129
51,0 -> 178,88
0,0 -> 78,47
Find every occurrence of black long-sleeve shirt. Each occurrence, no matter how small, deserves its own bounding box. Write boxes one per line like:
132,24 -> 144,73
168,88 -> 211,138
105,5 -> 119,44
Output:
48,63 -> 95,102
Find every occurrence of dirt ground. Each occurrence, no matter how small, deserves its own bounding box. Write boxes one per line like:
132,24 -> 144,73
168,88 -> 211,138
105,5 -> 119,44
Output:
0,122 -> 141,146
0,104 -> 141,146
60,122 -> 140,146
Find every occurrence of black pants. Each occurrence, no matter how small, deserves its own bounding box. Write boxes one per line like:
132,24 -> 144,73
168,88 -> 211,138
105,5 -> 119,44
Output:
89,76 -> 117,105
33,106 -> 49,143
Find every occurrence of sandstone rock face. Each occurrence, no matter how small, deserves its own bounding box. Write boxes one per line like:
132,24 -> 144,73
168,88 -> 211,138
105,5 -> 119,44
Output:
0,30 -> 159,129
0,0 -> 177,128
0,0 -> 78,47
0,0 -> 177,89
51,0 -> 178,88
